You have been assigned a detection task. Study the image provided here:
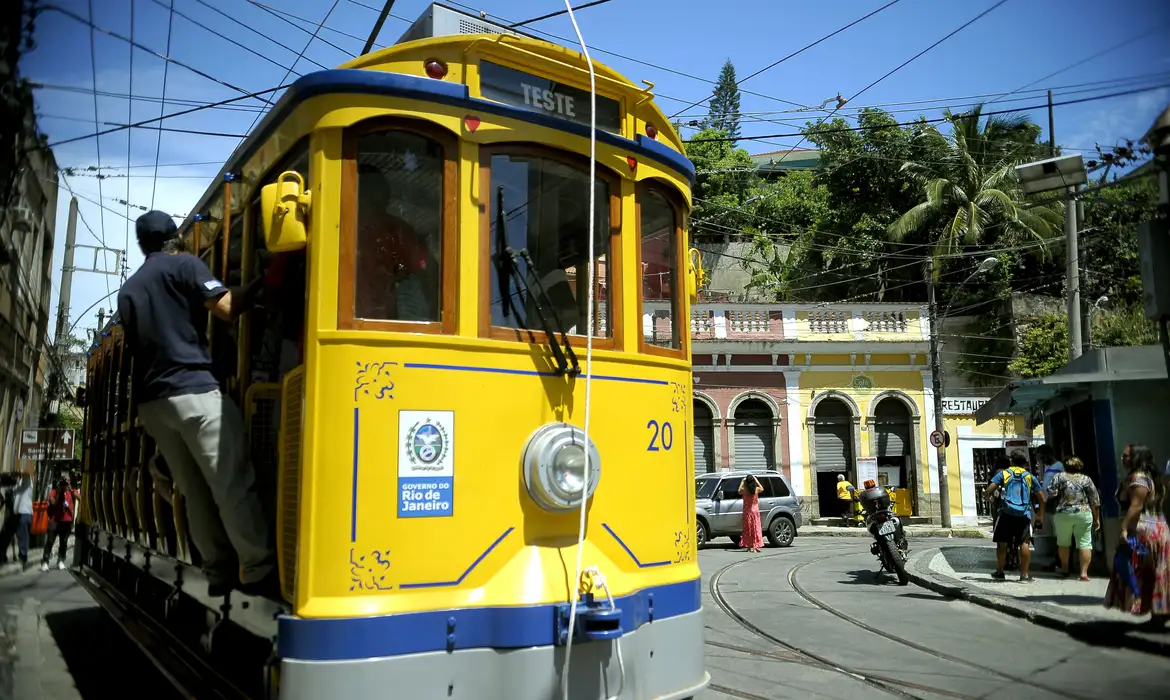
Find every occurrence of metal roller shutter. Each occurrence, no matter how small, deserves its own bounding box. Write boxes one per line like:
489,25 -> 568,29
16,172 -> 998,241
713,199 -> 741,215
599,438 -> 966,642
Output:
734,421 -> 773,471
813,423 -> 851,472
873,421 -> 909,457
694,421 -> 715,473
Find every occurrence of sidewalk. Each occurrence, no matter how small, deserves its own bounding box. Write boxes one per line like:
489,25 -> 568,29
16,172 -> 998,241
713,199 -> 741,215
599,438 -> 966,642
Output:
907,544 -> 1170,656
801,524 -> 990,538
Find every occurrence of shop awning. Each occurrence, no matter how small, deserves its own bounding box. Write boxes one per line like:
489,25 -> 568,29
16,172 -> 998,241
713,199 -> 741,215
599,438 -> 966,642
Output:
974,346 -> 1168,425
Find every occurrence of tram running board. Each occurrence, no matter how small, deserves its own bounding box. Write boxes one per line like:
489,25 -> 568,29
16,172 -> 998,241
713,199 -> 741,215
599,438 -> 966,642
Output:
72,567 -> 254,700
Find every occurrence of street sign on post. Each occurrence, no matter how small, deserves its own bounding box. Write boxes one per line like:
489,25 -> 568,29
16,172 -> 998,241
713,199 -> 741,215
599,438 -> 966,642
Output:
18,429 -> 75,461
929,430 -> 944,449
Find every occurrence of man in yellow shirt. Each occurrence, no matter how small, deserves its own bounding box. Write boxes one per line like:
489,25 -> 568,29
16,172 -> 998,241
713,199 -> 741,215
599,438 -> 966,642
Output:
836,474 -> 856,519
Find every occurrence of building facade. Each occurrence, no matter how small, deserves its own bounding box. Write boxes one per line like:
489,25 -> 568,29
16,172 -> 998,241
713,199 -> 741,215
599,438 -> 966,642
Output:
685,301 -> 1039,526
0,112 -> 59,473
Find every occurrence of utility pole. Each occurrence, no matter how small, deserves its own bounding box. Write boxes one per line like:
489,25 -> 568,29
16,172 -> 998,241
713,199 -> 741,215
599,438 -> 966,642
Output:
1066,185 -> 1083,361
925,258 -> 951,528
1053,90 -> 1062,158
54,198 -> 78,344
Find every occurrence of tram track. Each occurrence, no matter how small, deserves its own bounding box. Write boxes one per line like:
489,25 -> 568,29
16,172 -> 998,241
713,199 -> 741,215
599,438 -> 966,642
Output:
706,548 -> 969,700
785,555 -> 1094,700
705,545 -> 1102,700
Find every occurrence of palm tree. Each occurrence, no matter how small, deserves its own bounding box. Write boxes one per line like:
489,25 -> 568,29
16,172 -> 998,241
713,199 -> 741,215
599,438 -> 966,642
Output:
888,105 -> 1063,265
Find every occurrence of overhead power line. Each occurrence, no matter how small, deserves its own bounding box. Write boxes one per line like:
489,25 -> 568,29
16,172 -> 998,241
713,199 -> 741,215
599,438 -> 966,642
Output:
684,82 -> 1170,144
42,4 -> 271,107
189,0 -> 330,70
246,0 -> 341,134
151,0 -> 175,208
509,0 -> 616,29
776,0 -> 1011,159
47,84 -> 289,148
985,21 -> 1170,107
441,0 -> 807,108
668,0 -> 904,119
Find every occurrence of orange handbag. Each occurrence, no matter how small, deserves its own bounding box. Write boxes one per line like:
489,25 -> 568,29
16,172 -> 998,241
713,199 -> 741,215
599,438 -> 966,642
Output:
31,501 -> 49,536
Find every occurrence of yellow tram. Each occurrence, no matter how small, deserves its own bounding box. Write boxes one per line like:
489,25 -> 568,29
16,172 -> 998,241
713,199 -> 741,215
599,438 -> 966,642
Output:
77,4 -> 707,698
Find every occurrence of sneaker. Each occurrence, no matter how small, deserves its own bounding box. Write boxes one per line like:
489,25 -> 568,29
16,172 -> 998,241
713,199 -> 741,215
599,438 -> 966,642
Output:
40,562 -> 50,572
991,570 -> 1006,580
57,561 -> 66,571
1019,575 -> 1035,583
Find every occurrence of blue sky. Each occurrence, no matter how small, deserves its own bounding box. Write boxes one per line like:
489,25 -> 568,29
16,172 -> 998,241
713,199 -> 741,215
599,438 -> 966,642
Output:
22,0 -> 1170,340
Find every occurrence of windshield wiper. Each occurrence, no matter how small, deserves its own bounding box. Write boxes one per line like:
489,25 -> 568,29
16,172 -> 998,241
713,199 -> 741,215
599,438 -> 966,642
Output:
491,188 -> 579,376
517,249 -> 580,376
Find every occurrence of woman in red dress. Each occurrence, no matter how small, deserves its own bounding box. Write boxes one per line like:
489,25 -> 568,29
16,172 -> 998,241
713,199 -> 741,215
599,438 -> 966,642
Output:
739,475 -> 765,552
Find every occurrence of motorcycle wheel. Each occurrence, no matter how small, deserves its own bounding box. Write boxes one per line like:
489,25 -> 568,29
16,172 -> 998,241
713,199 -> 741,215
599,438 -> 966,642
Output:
880,537 -> 909,586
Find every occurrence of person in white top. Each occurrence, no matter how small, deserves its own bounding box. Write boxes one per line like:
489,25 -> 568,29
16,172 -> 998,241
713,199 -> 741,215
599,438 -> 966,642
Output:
1036,445 -> 1064,492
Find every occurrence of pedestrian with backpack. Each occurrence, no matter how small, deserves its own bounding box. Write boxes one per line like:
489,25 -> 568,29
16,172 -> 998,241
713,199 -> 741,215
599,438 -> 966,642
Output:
984,450 -> 1045,582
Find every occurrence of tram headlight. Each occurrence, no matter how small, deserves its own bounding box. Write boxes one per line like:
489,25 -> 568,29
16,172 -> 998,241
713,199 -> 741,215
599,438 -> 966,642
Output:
522,423 -> 601,512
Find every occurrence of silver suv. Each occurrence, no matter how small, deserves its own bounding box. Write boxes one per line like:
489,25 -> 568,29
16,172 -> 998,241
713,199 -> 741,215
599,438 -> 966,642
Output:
695,470 -> 801,548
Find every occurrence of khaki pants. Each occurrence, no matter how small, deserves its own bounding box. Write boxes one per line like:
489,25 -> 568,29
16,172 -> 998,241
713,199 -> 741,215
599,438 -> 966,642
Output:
141,389 -> 274,585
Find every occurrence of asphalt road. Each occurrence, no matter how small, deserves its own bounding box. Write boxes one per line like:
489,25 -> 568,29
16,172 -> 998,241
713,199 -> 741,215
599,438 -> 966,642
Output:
4,538 -> 1168,699
697,537 -> 1170,700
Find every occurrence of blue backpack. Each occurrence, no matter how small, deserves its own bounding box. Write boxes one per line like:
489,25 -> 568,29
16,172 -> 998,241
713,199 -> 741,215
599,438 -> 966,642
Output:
999,468 -> 1033,517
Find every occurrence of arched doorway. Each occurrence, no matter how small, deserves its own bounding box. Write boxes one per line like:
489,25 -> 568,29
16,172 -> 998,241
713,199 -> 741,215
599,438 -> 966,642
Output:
733,398 -> 775,471
814,398 -> 854,517
872,397 -> 911,491
693,399 -> 716,474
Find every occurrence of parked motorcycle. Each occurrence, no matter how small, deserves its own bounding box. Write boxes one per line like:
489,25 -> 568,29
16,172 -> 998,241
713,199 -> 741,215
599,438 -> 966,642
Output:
859,479 -> 909,585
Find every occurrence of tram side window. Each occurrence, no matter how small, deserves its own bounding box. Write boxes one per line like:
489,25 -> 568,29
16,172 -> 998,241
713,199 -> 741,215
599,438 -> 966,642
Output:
640,188 -> 680,350
353,131 -> 445,323
488,154 -> 612,338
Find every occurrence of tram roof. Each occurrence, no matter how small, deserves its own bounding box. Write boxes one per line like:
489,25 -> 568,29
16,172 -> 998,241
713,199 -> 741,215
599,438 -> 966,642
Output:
174,30 -> 691,244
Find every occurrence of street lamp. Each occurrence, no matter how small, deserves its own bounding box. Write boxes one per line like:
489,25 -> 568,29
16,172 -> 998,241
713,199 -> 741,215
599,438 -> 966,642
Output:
1015,154 -> 1089,361
927,256 -> 998,528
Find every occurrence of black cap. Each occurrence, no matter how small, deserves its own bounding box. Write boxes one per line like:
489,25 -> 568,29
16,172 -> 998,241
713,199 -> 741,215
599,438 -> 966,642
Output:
135,210 -> 178,244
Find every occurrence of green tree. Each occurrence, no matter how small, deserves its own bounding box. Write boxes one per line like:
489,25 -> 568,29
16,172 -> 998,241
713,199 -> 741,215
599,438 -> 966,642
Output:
888,105 -> 1062,266
1008,313 -> 1068,378
707,59 -> 741,144
685,126 -> 758,241
746,109 -> 949,302
1091,303 -> 1159,347
1080,175 -> 1158,308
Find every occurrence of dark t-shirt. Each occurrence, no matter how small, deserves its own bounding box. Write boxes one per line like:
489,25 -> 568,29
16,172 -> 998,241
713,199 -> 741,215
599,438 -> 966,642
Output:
117,252 -> 227,403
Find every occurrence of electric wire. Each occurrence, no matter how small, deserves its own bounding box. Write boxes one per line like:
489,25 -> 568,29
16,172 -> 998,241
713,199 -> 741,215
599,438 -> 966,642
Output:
42,4 -> 273,108
510,0 -> 616,29
123,0 -> 135,281
245,0 -> 341,134
668,0 -> 904,119
984,22 -> 1170,108
762,0 -> 1011,159
85,0 -> 110,300
189,0 -> 330,70
144,0 -> 307,77
684,82 -> 1170,144
150,0 -> 175,208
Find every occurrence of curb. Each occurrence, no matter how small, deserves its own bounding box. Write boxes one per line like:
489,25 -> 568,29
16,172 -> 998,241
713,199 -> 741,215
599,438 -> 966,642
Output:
906,547 -> 1170,657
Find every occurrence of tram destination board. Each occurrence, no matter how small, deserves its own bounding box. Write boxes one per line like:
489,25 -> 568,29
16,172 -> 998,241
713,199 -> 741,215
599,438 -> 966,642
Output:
479,60 -> 623,134
19,429 -> 75,461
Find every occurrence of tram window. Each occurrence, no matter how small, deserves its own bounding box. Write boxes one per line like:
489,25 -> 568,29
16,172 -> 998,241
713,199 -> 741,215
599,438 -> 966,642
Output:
352,131 -> 445,323
487,153 -> 612,339
639,188 -> 680,350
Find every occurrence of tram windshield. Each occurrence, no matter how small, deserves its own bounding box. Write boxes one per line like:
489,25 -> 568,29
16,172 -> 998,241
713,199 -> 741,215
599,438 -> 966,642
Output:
487,153 -> 611,338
